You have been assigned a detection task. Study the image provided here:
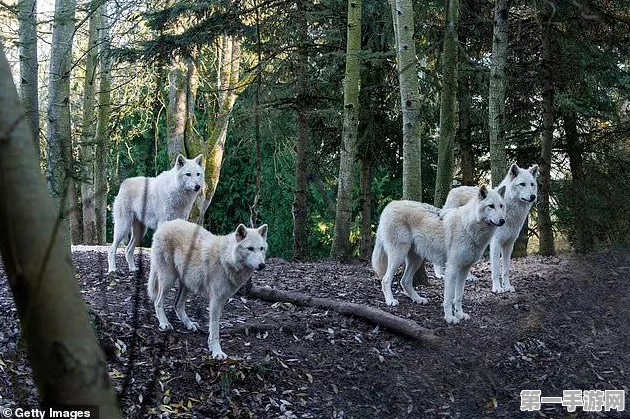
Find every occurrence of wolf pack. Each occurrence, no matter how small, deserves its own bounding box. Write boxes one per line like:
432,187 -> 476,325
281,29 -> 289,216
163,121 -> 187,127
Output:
107,153 -> 538,360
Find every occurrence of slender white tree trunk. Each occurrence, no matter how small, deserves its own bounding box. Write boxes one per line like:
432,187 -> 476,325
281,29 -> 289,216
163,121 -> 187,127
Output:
18,0 -> 39,146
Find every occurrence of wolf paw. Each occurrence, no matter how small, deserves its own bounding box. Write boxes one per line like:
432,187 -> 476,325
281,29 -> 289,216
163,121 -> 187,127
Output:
411,296 -> 428,305
385,298 -> 399,307
503,284 -> 516,293
466,274 -> 479,283
492,285 -> 505,294
444,314 -> 460,324
211,350 -> 228,360
185,321 -> 200,332
455,311 -> 470,321
159,322 -> 173,331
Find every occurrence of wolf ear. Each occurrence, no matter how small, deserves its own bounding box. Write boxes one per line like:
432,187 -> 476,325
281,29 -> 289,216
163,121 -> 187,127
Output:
479,185 -> 488,200
497,185 -> 506,198
529,164 -> 539,177
194,154 -> 204,166
235,224 -> 248,242
257,224 -> 268,239
176,154 -> 186,168
510,163 -> 520,178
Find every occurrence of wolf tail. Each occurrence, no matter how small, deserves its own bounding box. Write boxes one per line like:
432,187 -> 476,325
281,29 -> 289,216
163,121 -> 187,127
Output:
371,236 -> 388,279
147,267 -> 159,301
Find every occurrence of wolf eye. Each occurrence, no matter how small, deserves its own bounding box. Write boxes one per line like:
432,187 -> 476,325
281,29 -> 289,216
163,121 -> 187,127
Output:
247,246 -> 254,251
519,182 -> 526,187
531,183 -> 534,186
260,247 -> 264,251
197,173 -> 201,176
500,204 -> 504,208
488,204 -> 495,209
185,173 -> 191,177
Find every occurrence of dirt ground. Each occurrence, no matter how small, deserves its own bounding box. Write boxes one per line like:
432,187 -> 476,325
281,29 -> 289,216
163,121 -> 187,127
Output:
0,248 -> 629,418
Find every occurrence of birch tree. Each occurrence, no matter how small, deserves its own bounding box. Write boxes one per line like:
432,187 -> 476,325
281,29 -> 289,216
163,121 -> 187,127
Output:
331,0 -> 362,260
46,0 -> 78,246
391,0 -> 422,201
0,46 -> 123,417
488,0 -> 508,186
434,0 -> 459,207
18,0 -> 39,146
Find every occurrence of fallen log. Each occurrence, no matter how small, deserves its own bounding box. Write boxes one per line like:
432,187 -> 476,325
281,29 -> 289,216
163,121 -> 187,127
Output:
248,285 -> 438,345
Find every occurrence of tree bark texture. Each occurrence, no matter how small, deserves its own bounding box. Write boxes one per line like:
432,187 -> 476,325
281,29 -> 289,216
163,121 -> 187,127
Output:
292,0 -> 310,261
457,63 -> 474,186
434,0 -> 459,207
331,0 -> 362,260
46,0 -> 78,246
94,3 -> 110,244
564,110 -> 593,252
391,0 -> 422,201
488,0 -> 509,186
79,0 -> 101,244
538,21 -> 555,256
18,0 -> 39,147
359,159 -> 373,259
0,48 -> 123,417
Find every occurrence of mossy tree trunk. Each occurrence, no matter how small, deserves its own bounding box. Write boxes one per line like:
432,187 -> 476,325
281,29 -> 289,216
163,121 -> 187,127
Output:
331,0 -> 362,260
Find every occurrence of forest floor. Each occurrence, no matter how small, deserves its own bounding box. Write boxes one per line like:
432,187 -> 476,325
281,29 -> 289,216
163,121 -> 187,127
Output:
0,247 -> 629,418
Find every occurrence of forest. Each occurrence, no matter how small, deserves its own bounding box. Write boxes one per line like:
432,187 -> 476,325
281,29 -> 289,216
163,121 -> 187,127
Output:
0,0 -> 629,417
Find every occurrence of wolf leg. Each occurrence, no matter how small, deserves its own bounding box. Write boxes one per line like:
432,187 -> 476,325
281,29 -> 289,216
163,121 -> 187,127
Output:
125,219 -> 145,272
490,239 -> 505,293
381,247 -> 406,307
453,267 -> 471,321
500,240 -> 516,292
400,252 -> 428,304
433,264 -> 444,279
175,285 -> 200,331
443,263 -> 459,324
154,273 -> 175,331
108,214 -> 132,273
207,295 -> 228,360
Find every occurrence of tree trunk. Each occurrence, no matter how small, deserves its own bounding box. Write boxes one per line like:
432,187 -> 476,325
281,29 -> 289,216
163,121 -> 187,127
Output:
18,0 -> 39,147
564,110 -> 592,253
192,36 -> 241,224
488,0 -> 508,186
331,0 -> 362,260
457,59 -> 474,186
0,48 -> 123,417
391,0 -> 422,201
292,0 -> 310,261
248,286 -> 437,344
167,57 -> 198,163
94,3 -> 110,244
46,0 -> 78,247
434,0 -> 459,207
538,21 -> 555,255
79,0 -> 101,245
359,158 -> 373,259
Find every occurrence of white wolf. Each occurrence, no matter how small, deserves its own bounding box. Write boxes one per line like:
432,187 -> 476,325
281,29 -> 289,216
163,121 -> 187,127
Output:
372,185 -> 506,324
147,219 -> 268,360
437,164 -> 538,293
107,154 -> 205,273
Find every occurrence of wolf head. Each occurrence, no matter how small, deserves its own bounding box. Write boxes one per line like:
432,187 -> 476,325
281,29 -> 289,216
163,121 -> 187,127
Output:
476,185 -> 507,227
506,164 -> 538,204
234,224 -> 269,271
175,154 -> 205,193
